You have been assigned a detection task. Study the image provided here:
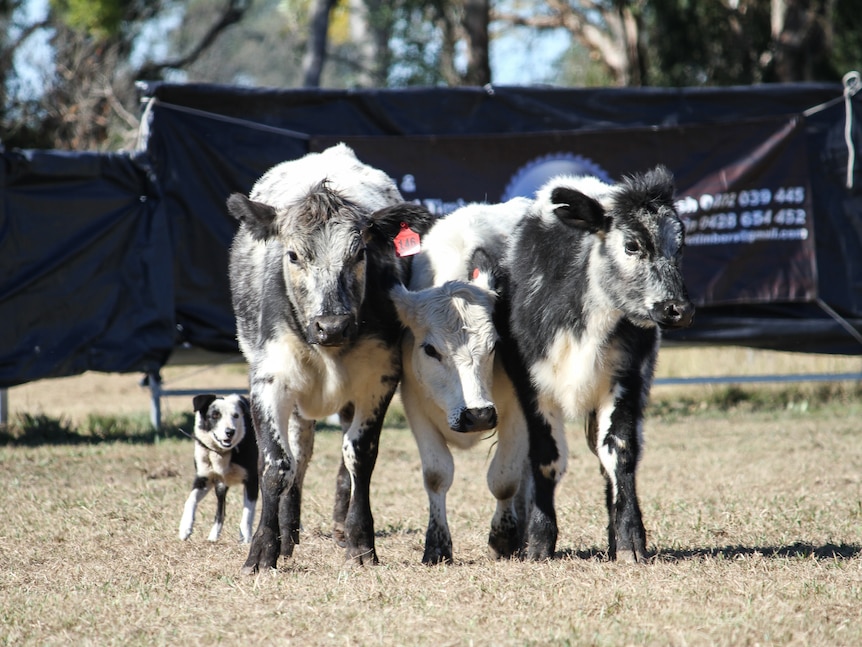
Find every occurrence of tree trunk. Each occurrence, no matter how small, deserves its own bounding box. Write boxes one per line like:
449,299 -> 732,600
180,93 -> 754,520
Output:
349,0 -> 391,87
462,0 -> 490,85
302,0 -> 338,87
770,0 -> 828,82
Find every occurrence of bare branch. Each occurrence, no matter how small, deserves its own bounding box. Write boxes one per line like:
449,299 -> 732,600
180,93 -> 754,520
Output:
1,19 -> 51,58
493,0 -> 631,84
136,0 -> 250,78
490,12 -> 564,30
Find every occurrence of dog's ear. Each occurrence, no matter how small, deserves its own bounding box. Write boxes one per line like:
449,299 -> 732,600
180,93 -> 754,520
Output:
192,394 -> 217,414
237,395 -> 251,418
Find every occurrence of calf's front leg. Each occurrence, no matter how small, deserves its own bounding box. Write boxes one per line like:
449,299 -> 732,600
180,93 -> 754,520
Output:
241,382 -> 297,575
339,375 -> 399,565
588,395 -> 647,563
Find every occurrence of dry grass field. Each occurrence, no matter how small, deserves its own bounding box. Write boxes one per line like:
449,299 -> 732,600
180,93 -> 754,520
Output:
2,347 -> 862,646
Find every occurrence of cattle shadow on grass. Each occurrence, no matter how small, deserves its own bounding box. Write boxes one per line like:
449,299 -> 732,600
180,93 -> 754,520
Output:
653,541 -> 862,562
557,541 -> 861,562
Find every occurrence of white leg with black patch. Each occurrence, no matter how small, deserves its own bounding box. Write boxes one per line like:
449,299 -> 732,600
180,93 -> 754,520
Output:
207,520 -> 223,541
594,390 -> 619,504
412,416 -> 456,564
208,482 -> 228,542
486,407 -> 530,559
593,384 -> 647,562
239,488 -> 256,543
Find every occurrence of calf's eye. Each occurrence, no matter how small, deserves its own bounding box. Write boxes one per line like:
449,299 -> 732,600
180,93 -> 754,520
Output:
286,250 -> 299,264
422,344 -> 442,361
624,240 -> 641,255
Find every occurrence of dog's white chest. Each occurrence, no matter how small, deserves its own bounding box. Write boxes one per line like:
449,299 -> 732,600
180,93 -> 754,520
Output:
196,444 -> 247,485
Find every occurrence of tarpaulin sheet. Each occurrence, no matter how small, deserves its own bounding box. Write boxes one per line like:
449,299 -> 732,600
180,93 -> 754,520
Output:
0,150 -> 174,387
141,101 -> 308,351
313,114 -> 817,307
138,81 -> 862,354
2,82 -> 861,390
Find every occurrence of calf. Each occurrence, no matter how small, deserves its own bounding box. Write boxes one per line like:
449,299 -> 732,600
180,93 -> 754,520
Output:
227,143 -> 433,573
393,198 -> 532,563
494,167 -> 694,562
178,393 -> 258,543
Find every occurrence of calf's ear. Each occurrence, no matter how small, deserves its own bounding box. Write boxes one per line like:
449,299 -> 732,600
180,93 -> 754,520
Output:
227,193 -> 279,241
192,394 -> 218,415
550,187 -> 608,233
369,202 -> 436,241
389,283 -> 419,328
468,247 -> 500,293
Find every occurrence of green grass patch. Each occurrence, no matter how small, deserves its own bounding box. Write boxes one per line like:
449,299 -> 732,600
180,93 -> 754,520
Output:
649,381 -> 862,421
0,411 -> 195,446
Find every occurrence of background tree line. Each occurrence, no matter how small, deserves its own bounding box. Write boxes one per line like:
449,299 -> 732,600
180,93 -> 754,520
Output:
1,0 -> 859,151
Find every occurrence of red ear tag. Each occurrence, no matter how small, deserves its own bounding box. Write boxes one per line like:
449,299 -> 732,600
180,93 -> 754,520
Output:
471,267 -> 480,280
394,222 -> 421,257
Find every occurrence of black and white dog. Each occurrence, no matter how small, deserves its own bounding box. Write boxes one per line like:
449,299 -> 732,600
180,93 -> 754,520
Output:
178,393 -> 259,543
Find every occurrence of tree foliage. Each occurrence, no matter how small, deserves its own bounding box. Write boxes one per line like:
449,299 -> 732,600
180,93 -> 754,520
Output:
50,0 -> 129,38
2,0 -> 251,150
494,0 -> 861,87
1,0 -> 858,151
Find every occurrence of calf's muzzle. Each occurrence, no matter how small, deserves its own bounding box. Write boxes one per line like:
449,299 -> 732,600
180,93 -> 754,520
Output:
453,406 -> 498,433
650,299 -> 695,329
309,314 -> 356,346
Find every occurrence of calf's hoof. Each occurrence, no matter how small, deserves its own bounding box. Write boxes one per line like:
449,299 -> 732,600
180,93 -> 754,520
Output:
422,545 -> 453,565
332,522 -> 347,548
526,544 -> 555,561
241,529 -> 280,576
525,528 -> 557,561
344,545 -> 379,566
614,548 -> 648,564
488,527 -> 521,560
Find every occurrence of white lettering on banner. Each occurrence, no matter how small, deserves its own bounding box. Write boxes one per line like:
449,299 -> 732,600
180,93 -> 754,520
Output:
413,198 -> 467,215
687,228 -> 809,246
676,185 -> 809,246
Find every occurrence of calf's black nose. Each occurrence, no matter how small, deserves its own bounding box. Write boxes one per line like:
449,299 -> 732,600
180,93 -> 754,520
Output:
310,315 -> 354,345
651,299 -> 695,329
455,406 -> 498,433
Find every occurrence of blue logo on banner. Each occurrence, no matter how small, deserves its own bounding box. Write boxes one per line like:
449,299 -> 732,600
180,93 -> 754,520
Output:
502,153 -> 613,201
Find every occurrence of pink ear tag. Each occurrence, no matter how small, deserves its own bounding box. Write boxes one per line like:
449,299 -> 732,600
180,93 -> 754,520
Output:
471,267 -> 480,280
394,222 -> 421,257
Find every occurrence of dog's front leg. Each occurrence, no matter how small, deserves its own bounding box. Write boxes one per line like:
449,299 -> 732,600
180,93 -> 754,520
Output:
179,477 -> 211,540
208,481 -> 228,541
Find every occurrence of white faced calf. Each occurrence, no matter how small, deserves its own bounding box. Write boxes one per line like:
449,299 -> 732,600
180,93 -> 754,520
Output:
495,166 -> 694,562
393,275 -> 530,563
393,198 -> 532,564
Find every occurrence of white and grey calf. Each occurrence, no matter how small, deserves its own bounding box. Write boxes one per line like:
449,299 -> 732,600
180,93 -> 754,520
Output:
392,198 -> 532,564
227,144 -> 433,572
179,393 -> 259,543
493,167 -> 695,562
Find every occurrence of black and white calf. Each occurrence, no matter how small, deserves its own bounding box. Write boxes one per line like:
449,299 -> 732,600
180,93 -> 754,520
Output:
392,198 -> 532,564
494,167 -> 694,562
179,393 -> 259,543
227,144 -> 433,573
